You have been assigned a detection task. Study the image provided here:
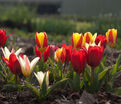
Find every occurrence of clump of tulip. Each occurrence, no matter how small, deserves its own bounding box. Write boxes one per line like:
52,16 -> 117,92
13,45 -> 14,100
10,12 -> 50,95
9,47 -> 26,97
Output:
0,28 -> 121,102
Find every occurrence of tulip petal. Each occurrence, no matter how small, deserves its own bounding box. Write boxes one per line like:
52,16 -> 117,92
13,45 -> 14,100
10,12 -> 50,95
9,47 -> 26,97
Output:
30,57 -> 40,72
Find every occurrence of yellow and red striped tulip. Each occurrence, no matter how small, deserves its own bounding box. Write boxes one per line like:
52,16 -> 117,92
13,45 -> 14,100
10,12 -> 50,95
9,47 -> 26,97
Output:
54,48 -> 66,63
83,32 -> 97,45
35,32 -> 47,52
106,29 -> 117,47
19,55 -> 40,77
72,33 -> 83,49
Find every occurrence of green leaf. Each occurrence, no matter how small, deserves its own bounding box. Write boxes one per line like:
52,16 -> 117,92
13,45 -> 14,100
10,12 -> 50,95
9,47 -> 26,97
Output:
113,87 -> 121,95
25,82 -> 40,98
47,78 -> 68,95
40,75 -> 47,96
71,72 -> 80,91
112,54 -> 121,75
98,68 -> 109,80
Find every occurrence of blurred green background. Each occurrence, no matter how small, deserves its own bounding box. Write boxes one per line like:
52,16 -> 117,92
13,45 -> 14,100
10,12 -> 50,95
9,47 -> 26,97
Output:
0,1 -> 121,49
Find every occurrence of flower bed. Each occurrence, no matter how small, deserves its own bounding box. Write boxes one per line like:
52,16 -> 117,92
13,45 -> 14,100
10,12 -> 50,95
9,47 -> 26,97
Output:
0,29 -> 121,104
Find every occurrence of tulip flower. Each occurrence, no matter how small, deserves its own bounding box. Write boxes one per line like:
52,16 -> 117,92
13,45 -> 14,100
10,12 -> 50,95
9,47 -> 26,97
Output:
106,29 -> 117,47
72,33 -> 83,49
2,52 -> 21,74
35,32 -> 47,52
1,47 -> 22,60
71,48 -> 87,73
49,45 -> 55,57
83,32 -> 97,46
18,55 -> 40,77
54,47 -> 66,63
61,44 -> 72,62
85,43 -> 104,68
35,46 -> 50,62
0,29 -> 12,48
34,71 -> 49,88
95,35 -> 107,49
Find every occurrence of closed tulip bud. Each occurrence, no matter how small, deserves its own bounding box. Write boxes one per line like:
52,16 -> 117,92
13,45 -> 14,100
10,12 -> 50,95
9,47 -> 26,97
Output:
106,29 -> 117,47
83,32 -> 97,45
2,52 -> 22,74
49,45 -> 55,57
35,32 -> 47,52
71,48 -> 87,73
35,46 -> 50,62
54,47 -> 66,63
85,43 -> 104,68
0,30 -> 12,48
61,44 -> 72,62
95,35 -> 107,49
1,47 -> 22,60
34,71 -> 49,88
18,55 -> 40,77
72,33 -> 83,49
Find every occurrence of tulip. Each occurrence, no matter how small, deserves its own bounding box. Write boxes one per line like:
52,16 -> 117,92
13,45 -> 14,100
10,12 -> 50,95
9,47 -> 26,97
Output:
49,45 -> 55,57
2,52 -> 21,74
106,29 -> 117,47
83,32 -> 97,45
35,32 -> 47,52
1,47 -> 22,60
35,46 -> 50,62
0,29 -> 12,48
95,35 -> 107,49
54,47 -> 66,63
61,44 -> 72,62
85,43 -> 104,68
71,48 -> 87,73
18,55 -> 40,77
34,71 -> 49,88
72,33 -> 83,49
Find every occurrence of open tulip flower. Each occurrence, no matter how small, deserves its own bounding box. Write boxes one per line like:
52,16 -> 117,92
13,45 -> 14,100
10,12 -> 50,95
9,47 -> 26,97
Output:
35,46 -> 50,62
54,47 -> 66,63
35,32 -> 47,53
34,71 -> 49,88
72,33 -> 83,49
106,29 -> 117,47
95,35 -> 107,49
71,48 -> 87,73
0,29 -> 12,48
61,44 -> 72,62
1,47 -> 22,60
2,52 -> 22,75
83,32 -> 97,46
18,55 -> 40,77
85,43 -> 104,68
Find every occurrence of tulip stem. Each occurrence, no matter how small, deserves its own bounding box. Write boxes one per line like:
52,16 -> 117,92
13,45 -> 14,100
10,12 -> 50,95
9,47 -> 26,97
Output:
63,61 -> 66,73
15,75 -> 18,84
91,68 -> 94,83
111,48 -> 114,67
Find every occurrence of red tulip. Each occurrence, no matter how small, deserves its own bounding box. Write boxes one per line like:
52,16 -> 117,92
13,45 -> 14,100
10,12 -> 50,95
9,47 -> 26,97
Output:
71,48 -> 87,73
95,35 -> 107,49
87,45 -> 104,68
35,46 -> 50,62
3,52 -> 21,74
0,30 -> 12,48
61,44 -> 72,62
35,32 -> 47,52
